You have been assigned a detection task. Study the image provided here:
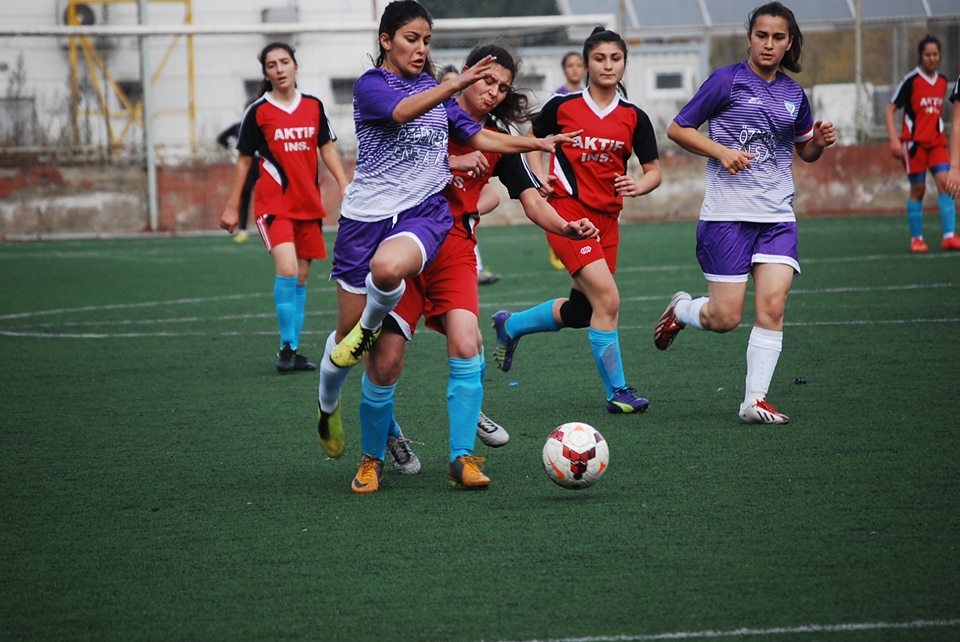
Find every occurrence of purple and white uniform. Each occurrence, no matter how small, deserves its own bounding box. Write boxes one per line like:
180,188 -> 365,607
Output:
332,67 -> 483,290
675,61 -> 814,280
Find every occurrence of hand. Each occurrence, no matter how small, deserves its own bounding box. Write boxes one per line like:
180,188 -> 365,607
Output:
614,174 -> 640,197
947,166 -> 960,198
889,139 -> 903,160
535,129 -> 583,153
219,207 -> 239,233
718,147 -> 754,175
457,55 -> 496,90
449,150 -> 489,177
813,120 -> 837,148
537,174 -> 557,198
561,217 -> 599,240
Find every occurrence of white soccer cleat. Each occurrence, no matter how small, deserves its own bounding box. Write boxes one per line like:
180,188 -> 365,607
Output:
739,398 -> 790,425
476,411 -> 510,447
386,428 -> 421,475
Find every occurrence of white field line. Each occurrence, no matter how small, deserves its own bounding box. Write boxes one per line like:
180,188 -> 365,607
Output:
488,617 -> 960,642
1,282 -> 958,339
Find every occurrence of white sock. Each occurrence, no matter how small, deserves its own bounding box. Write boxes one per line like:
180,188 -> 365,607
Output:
360,272 -> 405,331
676,296 -> 707,330
744,326 -> 782,406
319,331 -> 352,413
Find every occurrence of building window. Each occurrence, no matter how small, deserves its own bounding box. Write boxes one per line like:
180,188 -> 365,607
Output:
331,78 -> 357,106
655,72 -> 683,90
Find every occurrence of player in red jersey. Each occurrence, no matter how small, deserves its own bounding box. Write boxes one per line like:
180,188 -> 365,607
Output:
492,26 -> 662,415
219,42 -> 349,372
884,35 -> 960,253
354,43 -> 597,492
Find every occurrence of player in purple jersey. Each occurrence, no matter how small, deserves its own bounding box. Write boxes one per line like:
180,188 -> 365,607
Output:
312,1 -> 586,492
654,2 -> 836,425
947,75 -> 960,198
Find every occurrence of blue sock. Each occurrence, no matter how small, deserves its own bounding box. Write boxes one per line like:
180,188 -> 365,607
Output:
588,328 -> 627,399
505,299 -> 560,338
274,275 -> 297,349
938,193 -> 956,236
388,418 -> 400,439
448,355 -> 483,461
359,373 -> 394,461
907,200 -> 924,238
294,283 -> 307,350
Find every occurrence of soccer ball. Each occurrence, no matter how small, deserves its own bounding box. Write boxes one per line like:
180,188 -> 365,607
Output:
541,422 -> 609,489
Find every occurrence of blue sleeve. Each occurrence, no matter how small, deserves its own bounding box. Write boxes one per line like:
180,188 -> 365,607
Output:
445,97 -> 484,143
354,70 -> 404,123
674,65 -> 735,128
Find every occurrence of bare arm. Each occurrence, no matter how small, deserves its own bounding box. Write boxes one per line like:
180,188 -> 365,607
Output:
318,140 -> 350,197
219,154 -> 254,233
884,102 -> 903,159
948,104 -> 960,195
391,56 -> 495,124
796,120 -> 837,163
614,159 -> 661,197
466,127 -> 581,155
517,189 -> 598,239
667,121 -> 755,174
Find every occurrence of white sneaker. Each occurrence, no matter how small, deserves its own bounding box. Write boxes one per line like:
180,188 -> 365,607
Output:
387,428 -> 421,474
476,411 -> 509,447
739,398 -> 790,425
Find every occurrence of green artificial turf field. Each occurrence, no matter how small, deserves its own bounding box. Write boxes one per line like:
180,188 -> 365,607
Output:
1,216 -> 958,641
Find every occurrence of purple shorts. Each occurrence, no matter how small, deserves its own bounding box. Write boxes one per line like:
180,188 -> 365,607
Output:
696,220 -> 800,283
331,193 -> 454,292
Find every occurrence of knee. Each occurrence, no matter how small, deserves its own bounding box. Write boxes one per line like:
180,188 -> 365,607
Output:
368,255 -> 404,289
703,307 -> 741,333
559,290 -> 593,328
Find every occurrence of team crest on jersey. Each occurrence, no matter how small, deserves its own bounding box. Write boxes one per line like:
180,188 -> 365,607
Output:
784,100 -> 796,116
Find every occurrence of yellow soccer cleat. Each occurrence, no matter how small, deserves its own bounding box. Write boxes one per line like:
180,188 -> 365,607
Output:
351,455 -> 384,494
317,405 -> 345,458
448,455 -> 491,489
330,322 -> 381,368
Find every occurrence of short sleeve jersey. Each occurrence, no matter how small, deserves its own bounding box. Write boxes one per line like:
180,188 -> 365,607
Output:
340,68 -> 483,222
890,67 -> 947,145
674,61 -> 814,223
443,119 -> 541,240
532,90 -> 658,216
237,91 -> 335,220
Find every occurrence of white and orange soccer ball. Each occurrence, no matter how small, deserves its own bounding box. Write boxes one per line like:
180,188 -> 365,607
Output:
541,422 -> 609,489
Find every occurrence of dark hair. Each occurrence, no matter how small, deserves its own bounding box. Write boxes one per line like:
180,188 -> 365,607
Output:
257,42 -> 297,94
561,51 -> 582,68
375,0 -> 434,76
747,2 -> 803,73
917,34 -> 941,61
464,44 -> 532,127
437,64 -> 459,81
582,26 -> 628,96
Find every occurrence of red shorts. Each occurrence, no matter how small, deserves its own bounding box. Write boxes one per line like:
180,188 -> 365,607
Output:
544,197 -> 620,275
902,141 -> 950,178
391,233 -> 478,338
256,215 -> 327,260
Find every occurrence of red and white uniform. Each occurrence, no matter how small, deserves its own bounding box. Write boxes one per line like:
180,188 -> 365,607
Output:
890,67 -> 949,174
237,90 -> 336,221
532,90 -> 658,274
391,120 -> 541,337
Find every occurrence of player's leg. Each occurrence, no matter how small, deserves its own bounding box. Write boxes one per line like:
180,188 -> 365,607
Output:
739,262 -> 793,425
931,159 -> 960,250
906,144 -> 929,252
445,309 -> 489,488
267,222 -> 300,373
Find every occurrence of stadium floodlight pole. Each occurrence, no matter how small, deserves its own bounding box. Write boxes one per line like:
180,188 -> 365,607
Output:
137,0 -> 158,232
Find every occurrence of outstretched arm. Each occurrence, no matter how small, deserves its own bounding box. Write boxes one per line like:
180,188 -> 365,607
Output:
517,189 -> 598,240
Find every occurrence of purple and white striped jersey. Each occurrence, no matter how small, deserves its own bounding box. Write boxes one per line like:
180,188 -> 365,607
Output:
675,61 -> 814,223
340,67 -> 482,222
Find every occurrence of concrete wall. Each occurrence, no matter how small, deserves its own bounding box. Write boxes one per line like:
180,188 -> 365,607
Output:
0,143 -> 918,240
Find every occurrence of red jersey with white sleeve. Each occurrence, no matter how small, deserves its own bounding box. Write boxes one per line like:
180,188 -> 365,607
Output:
237,90 -> 336,220
890,67 -> 947,146
531,90 -> 658,216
